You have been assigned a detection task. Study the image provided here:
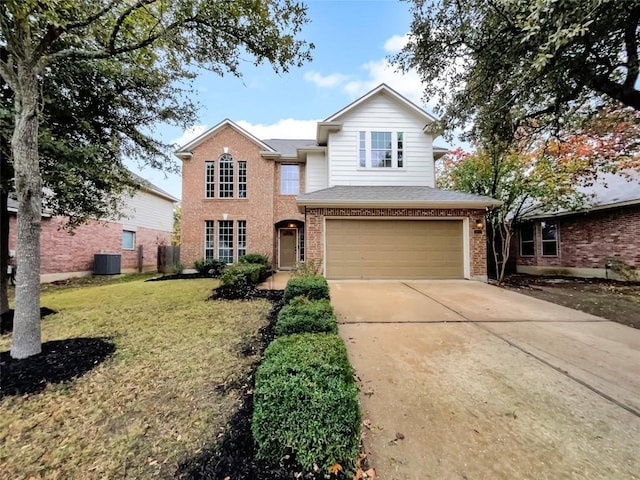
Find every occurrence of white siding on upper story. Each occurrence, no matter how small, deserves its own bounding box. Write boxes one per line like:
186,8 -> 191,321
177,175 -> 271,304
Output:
120,190 -> 175,232
305,151 -> 328,193
327,94 -> 436,188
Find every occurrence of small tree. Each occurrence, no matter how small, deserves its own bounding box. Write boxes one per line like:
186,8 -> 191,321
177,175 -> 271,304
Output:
439,148 -> 587,283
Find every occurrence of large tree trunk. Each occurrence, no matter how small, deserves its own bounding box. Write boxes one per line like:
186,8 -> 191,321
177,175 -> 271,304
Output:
0,188 -> 8,314
10,65 -> 42,359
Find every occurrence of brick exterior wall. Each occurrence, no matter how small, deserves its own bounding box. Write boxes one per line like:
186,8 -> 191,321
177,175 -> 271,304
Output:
180,124 -> 305,268
511,204 -> 640,272
304,207 -> 488,279
9,214 -> 171,280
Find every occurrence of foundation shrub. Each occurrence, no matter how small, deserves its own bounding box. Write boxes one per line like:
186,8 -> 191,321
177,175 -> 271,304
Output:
193,258 -> 226,277
283,275 -> 330,304
275,297 -> 337,336
252,333 -> 361,473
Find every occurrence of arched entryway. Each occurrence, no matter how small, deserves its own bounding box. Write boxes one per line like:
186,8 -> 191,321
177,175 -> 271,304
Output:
275,220 -> 304,270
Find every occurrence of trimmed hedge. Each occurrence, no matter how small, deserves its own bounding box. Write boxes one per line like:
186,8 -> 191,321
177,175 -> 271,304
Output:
193,258 -> 226,277
252,333 -> 361,472
239,253 -> 270,266
218,263 -> 265,298
283,275 -> 330,304
275,297 -> 338,336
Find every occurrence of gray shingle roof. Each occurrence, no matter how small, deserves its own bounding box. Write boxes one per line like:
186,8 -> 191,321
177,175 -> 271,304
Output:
297,185 -> 500,208
262,139 -> 316,155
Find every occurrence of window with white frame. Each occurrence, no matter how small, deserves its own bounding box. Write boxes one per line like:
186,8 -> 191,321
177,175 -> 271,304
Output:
280,164 -> 300,195
219,154 -> 234,198
218,220 -> 234,263
205,161 -> 215,198
238,161 -> 247,198
122,230 -> 135,250
358,131 -> 405,168
520,223 -> 535,256
238,220 -> 247,259
204,221 -> 215,259
298,226 -> 305,262
541,221 -> 558,256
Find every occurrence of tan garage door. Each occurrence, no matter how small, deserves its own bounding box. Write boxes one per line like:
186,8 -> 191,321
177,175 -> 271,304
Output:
326,219 -> 464,279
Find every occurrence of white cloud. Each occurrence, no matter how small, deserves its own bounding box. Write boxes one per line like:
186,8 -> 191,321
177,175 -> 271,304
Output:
343,58 -> 427,106
172,125 -> 207,148
304,71 -> 350,88
384,34 -> 410,53
236,118 -> 320,139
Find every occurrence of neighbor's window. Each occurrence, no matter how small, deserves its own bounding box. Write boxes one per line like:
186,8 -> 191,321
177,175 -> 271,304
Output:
541,221 -> 558,256
281,164 -> 300,195
205,161 -> 215,198
219,153 -> 234,198
238,161 -> 247,198
204,221 -> 215,259
520,223 -> 535,256
218,220 -> 234,263
122,230 -> 135,250
358,131 -> 404,168
238,220 -> 247,259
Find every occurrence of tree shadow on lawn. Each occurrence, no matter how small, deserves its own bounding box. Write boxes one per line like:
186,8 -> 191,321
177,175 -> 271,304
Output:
0,337 -> 115,399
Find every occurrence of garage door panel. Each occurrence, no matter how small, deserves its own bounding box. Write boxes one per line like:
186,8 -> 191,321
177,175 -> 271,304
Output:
326,219 -> 464,279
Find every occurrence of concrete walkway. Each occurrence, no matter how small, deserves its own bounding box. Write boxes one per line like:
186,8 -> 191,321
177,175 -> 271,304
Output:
333,281 -> 640,480
257,271 -> 292,290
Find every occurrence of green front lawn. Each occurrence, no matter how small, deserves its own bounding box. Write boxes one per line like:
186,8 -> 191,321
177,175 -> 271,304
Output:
0,276 -> 271,479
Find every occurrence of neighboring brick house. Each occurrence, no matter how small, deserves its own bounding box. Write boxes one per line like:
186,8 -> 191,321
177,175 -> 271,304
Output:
8,176 -> 177,282
177,84 -> 499,280
511,171 -> 640,279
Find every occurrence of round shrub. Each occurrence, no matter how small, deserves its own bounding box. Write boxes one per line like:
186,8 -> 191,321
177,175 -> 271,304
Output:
275,297 -> 338,336
283,275 -> 330,304
252,333 -> 361,473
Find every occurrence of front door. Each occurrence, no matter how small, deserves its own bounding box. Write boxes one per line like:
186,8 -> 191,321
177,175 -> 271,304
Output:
279,228 -> 297,269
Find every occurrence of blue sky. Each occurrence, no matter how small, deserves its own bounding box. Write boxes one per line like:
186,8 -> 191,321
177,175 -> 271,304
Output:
130,0 -> 447,199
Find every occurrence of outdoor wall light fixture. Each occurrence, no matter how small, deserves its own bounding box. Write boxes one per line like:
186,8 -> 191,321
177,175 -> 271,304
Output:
287,222 -> 297,228
475,218 -> 484,229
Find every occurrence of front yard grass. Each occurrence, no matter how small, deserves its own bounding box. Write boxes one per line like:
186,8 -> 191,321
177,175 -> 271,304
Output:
0,276 -> 271,479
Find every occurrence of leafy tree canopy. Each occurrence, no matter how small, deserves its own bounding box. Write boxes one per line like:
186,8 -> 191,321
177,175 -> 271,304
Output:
395,0 -> 640,143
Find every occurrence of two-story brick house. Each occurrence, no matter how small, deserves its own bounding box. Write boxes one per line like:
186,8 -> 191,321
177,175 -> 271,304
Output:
177,84 -> 499,280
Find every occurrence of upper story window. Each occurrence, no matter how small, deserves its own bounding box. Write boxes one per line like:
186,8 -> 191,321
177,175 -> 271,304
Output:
281,164 -> 300,195
205,161 -> 215,198
219,154 -> 234,198
519,223 -> 534,257
205,154 -> 247,199
238,161 -> 247,198
541,221 -> 558,256
358,131 -> 404,169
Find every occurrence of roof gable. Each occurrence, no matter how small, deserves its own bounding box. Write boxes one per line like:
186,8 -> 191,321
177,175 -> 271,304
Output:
323,84 -> 437,124
175,119 -> 275,157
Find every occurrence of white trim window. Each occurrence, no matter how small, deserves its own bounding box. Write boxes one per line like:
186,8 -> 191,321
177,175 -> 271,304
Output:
280,164 -> 300,195
358,131 -> 405,168
541,221 -> 558,256
205,161 -> 215,198
238,161 -> 247,198
218,220 -> 234,263
238,220 -> 247,259
204,221 -> 215,259
219,154 -> 234,198
122,230 -> 135,250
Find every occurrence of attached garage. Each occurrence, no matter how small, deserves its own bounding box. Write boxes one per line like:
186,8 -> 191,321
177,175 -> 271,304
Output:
325,219 -> 464,279
297,185 -> 501,282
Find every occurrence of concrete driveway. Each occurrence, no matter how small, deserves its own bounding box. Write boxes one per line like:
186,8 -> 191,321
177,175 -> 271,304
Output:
332,281 -> 640,480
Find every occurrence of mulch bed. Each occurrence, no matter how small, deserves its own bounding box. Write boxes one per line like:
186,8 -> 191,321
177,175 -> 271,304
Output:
1,306 -> 57,334
0,337 -> 115,399
177,287 -> 342,480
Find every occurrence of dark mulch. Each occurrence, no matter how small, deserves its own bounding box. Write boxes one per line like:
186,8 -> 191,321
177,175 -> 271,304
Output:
146,273 -> 219,282
177,288 -> 339,480
0,337 -> 115,399
1,307 -> 57,334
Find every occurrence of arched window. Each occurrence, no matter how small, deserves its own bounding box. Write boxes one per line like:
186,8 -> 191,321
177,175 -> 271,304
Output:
219,153 -> 234,198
